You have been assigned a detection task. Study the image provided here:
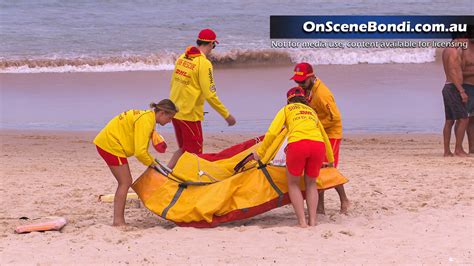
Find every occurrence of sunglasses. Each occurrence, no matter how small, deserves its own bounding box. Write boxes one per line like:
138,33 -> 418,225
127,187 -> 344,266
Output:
295,79 -> 306,85
212,42 -> 217,49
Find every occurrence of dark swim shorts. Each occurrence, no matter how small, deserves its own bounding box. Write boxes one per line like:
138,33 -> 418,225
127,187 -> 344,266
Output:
464,84 -> 474,117
442,83 -> 468,120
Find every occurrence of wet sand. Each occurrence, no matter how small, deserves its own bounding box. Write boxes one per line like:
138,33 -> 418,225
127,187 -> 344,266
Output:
1,62 -> 447,132
0,130 -> 472,264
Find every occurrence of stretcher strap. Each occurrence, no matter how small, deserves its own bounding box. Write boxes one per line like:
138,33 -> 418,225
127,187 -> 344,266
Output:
161,186 -> 185,219
179,181 -> 215,187
257,161 -> 284,207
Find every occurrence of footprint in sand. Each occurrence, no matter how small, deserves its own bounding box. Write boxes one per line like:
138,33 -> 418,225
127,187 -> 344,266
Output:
338,230 -> 355,236
321,230 -> 333,239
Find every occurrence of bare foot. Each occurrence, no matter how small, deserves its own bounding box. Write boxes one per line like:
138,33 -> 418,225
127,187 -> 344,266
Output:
297,219 -> 308,228
443,152 -> 454,157
309,221 -> 317,227
112,222 -> 128,227
298,223 -> 308,228
340,199 -> 351,214
454,150 -> 469,157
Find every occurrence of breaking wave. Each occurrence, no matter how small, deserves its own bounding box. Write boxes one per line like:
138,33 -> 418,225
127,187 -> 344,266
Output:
0,48 -> 436,73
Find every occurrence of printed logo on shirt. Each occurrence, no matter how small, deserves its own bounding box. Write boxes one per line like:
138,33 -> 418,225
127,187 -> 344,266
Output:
299,110 -> 313,116
175,69 -> 191,78
208,68 -> 214,84
177,58 -> 196,70
174,77 -> 190,85
288,105 -> 302,111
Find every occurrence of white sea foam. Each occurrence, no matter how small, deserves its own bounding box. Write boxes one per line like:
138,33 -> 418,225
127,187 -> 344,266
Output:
0,48 -> 437,73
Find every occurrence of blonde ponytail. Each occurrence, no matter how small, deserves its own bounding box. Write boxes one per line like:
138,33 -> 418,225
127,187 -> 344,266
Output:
150,99 -> 178,114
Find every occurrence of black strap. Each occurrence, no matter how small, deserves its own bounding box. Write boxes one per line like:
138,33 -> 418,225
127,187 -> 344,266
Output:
233,153 -> 253,173
179,181 -> 215,188
257,160 -> 284,207
160,180 -> 215,219
161,186 -> 185,219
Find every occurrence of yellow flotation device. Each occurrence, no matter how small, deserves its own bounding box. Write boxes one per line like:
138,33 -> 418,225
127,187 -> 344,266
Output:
132,129 -> 348,227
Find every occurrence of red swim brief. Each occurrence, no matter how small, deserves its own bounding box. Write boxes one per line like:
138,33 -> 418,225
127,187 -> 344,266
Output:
286,139 -> 325,178
96,145 -> 128,166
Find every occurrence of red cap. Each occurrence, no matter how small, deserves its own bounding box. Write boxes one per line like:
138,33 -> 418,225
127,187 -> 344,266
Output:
290,62 -> 315,82
198,29 -> 219,44
287,87 -> 306,100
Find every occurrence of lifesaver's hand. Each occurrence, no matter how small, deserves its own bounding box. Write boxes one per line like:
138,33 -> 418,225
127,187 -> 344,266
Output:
225,114 -> 236,126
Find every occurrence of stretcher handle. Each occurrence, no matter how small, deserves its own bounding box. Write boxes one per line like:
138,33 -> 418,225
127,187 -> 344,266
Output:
233,153 -> 254,173
154,158 -> 173,175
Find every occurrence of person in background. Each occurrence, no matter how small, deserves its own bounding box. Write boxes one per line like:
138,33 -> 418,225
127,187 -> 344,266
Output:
442,33 -> 470,157
461,25 -> 474,154
291,62 -> 350,214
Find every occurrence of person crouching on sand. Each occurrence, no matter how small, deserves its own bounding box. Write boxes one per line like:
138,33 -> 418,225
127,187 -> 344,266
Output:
94,99 -> 178,226
252,87 -> 334,227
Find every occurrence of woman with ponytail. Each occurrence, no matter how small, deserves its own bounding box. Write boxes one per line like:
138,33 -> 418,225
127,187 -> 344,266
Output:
253,87 -> 333,228
94,99 -> 178,226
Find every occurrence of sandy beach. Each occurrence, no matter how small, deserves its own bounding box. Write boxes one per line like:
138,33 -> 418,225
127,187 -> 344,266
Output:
0,129 -> 472,264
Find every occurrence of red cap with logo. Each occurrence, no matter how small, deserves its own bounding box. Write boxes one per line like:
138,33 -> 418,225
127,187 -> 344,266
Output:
198,29 -> 219,44
287,87 -> 306,100
290,62 -> 315,82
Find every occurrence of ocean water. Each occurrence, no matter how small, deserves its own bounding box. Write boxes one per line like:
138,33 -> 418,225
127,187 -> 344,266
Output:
1,0 -> 473,72
0,1 -> 470,133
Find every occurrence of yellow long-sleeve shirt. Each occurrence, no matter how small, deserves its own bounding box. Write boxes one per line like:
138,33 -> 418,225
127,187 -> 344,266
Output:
93,110 -> 156,166
307,79 -> 343,139
257,103 -> 334,163
170,48 -> 230,121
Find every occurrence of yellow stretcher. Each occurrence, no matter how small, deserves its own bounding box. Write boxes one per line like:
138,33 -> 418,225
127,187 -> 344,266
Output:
132,129 -> 348,227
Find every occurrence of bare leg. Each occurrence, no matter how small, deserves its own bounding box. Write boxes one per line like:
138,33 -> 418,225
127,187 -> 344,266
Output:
108,164 -> 133,226
317,190 -> 325,214
443,120 -> 455,156
468,117 -> 474,154
167,148 -> 183,169
304,175 -> 318,226
454,118 -> 469,156
335,184 -> 350,214
286,169 -> 307,228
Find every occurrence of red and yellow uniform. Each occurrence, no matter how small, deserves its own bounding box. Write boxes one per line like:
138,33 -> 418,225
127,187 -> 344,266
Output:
257,102 -> 334,177
169,46 -> 230,154
94,110 -> 156,166
306,79 -> 342,138
306,79 -> 343,167
170,46 -> 229,121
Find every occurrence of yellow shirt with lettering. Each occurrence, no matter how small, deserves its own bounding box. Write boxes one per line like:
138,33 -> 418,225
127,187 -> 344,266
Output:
257,103 -> 334,162
170,49 -> 230,121
94,110 -> 156,166
307,79 -> 343,139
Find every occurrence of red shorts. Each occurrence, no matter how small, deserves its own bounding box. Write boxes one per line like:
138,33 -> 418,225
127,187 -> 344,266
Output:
96,145 -> 128,166
324,138 -> 341,168
172,118 -> 203,154
286,140 -> 325,178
